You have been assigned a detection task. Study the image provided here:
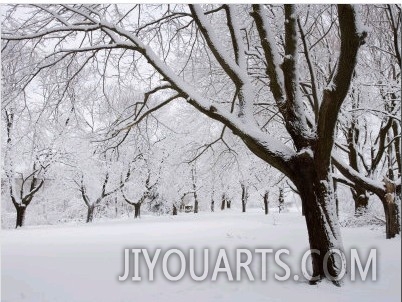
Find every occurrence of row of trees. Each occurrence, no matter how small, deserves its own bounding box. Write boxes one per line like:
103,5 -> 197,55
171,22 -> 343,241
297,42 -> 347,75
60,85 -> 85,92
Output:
2,108 -> 289,224
1,76 -> 287,226
1,4 -> 400,284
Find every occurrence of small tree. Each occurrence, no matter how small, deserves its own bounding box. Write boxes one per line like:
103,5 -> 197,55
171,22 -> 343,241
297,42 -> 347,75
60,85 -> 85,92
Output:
3,110 -> 55,228
75,157 -> 132,223
121,162 -> 158,219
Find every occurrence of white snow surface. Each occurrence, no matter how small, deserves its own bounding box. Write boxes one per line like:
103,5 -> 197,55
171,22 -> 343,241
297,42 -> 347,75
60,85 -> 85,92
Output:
1,210 -> 400,302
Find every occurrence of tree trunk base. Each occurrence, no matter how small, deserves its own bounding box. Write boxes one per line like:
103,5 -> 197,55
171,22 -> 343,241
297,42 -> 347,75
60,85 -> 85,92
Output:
383,196 -> 400,239
294,161 -> 345,282
86,205 -> 95,223
134,204 -> 141,219
15,205 -> 27,228
263,191 -> 269,215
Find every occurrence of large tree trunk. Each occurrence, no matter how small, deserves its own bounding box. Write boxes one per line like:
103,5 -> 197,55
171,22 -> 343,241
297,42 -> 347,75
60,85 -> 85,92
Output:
382,179 -> 400,239
294,160 -> 344,284
134,203 -> 141,219
86,205 -> 95,223
382,197 -> 399,239
210,199 -> 214,212
172,204 -> 178,216
15,204 -> 27,228
263,191 -> 269,215
301,183 -> 344,283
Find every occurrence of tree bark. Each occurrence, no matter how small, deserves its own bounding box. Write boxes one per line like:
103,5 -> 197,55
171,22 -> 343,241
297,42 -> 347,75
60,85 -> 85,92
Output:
134,203 -> 141,219
293,157 -> 344,284
172,204 -> 178,216
211,199 -> 214,212
241,184 -> 247,213
382,179 -> 400,239
391,121 -> 401,177
15,204 -> 27,228
382,197 -> 399,239
263,191 -> 269,215
86,205 -> 95,223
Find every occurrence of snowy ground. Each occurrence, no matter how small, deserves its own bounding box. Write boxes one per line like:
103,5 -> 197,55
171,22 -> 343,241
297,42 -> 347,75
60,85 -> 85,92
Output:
1,209 -> 400,302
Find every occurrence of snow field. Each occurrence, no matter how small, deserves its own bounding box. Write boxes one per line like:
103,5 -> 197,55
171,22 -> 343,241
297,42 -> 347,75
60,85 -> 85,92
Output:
1,210 -> 400,302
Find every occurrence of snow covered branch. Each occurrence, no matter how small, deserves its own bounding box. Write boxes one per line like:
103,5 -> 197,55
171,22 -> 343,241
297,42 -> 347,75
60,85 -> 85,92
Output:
332,154 -> 385,197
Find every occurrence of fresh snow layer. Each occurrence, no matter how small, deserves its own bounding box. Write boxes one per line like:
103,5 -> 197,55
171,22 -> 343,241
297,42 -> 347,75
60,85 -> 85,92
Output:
1,210 -> 401,302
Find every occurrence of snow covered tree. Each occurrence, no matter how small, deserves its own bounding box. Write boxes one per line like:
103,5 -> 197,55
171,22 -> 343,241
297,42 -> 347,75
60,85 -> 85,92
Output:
3,4 -> 400,284
121,156 -> 160,219
1,42 -> 65,228
3,109 -> 47,227
333,4 -> 401,238
75,159 -> 132,223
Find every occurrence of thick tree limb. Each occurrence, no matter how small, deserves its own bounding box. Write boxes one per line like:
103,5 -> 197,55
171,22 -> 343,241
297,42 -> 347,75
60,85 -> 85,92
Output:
316,5 -> 367,176
332,154 -> 385,197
